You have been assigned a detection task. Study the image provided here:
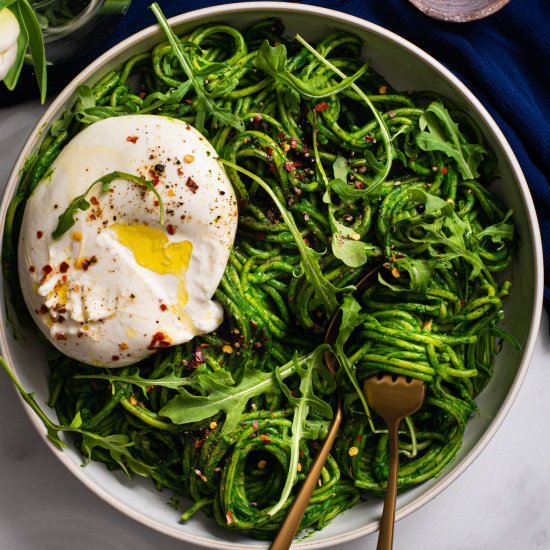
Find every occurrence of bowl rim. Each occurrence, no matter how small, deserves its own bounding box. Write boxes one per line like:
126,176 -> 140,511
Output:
0,2 -> 544,548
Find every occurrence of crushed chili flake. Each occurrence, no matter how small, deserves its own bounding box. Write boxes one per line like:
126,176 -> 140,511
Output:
225,509 -> 233,525
112,355 -> 120,362
154,199 -> 160,207
146,385 -> 155,393
356,434 -> 363,442
177,167 -> 184,176
119,342 -> 128,350
441,166 -> 448,174
36,231 -> 43,239
42,264 -> 53,274
194,347 -> 205,364
59,261 -> 69,273
365,135 -> 374,142
55,333 -> 67,341
160,304 -> 168,311
147,331 -> 171,350
90,196 -> 99,206
355,181 -> 365,189
186,177 -> 199,193
29,266 -> 35,272
38,305 -> 48,314
460,298 -> 465,307
266,146 -> 273,155
167,224 -> 175,235
259,434 -> 270,444
126,135 -> 139,143
314,102 -> 329,112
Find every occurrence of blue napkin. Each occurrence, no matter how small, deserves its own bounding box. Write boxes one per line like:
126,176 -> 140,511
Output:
107,0 -> 550,314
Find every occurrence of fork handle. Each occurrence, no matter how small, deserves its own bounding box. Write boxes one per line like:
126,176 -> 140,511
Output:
377,418 -> 400,550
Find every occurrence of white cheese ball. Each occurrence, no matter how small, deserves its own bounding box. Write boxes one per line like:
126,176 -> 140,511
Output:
18,115 -> 238,367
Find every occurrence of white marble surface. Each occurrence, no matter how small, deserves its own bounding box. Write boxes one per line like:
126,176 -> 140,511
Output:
1,101 -> 549,550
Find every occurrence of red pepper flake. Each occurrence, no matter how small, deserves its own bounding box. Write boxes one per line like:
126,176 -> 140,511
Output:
299,449 -> 305,458
38,304 -> 49,315
314,102 -> 329,112
356,434 -> 363,442
194,347 -> 205,364
253,114 -> 262,123
126,135 -> 139,143
59,261 -> 69,273
154,200 -> 160,207
90,196 -> 99,206
441,166 -> 448,174
268,164 -> 276,173
460,298 -> 465,307
226,509 -> 233,525
249,321 -> 258,329
365,135 -> 374,142
186,177 -> 199,193
55,333 -> 67,341
284,161 -> 295,172
36,231 -> 43,239
160,303 -> 167,311
167,224 -> 175,235
259,434 -> 270,445
147,331 -> 171,350
111,355 -> 119,361
266,146 -> 273,155
146,385 -> 155,393
177,167 -> 183,176
29,266 -> 35,273
42,265 -> 53,275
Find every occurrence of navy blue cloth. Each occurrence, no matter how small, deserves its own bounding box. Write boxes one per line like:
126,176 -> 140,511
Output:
110,0 -> 549,316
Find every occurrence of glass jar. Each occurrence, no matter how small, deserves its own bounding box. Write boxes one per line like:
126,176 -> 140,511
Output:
31,0 -> 132,63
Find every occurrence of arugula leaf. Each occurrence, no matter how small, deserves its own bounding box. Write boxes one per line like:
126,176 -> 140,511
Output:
219,158 -> 347,314
52,171 -> 165,239
415,101 -> 487,179
0,356 -> 154,476
268,344 -> 333,517
80,432 -> 154,477
392,255 -> 434,292
150,3 -> 244,134
253,40 -> 369,99
332,295 -> 374,431
476,209 -> 514,247
159,353 -> 317,435
76,366 -> 235,397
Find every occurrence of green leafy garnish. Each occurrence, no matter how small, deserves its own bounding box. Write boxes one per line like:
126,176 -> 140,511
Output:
0,356 -> 153,476
219,158 -> 348,314
150,2 -> 244,134
159,349 -> 326,435
52,171 -> 165,239
415,101 -> 487,179
332,295 -> 374,431
268,344 -> 334,517
253,40 -> 369,99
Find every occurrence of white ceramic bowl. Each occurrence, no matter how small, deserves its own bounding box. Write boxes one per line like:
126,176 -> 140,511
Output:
0,3 -> 544,548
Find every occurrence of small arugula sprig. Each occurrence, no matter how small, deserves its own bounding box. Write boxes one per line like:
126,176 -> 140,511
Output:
295,34 -> 395,196
268,344 -> 334,517
0,356 -> 154,476
0,0 -> 46,102
52,171 -> 165,239
150,3 -> 244,135
253,39 -> 369,99
219,158 -> 350,315
415,101 -> 487,180
156,348 -> 328,436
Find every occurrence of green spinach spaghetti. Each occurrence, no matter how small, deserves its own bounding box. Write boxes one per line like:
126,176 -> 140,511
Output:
1,4 -> 517,540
